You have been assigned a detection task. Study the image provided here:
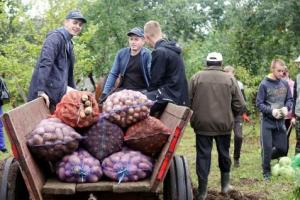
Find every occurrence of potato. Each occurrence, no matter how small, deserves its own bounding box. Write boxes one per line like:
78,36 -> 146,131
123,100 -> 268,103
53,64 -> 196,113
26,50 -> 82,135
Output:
84,100 -> 91,107
81,94 -> 89,102
84,107 -> 93,115
32,134 -> 44,145
138,163 -> 152,171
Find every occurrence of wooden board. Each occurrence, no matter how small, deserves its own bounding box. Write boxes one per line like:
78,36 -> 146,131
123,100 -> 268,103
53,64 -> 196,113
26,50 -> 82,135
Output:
76,179 -> 151,193
150,103 -> 193,192
42,178 -> 76,195
2,98 -> 50,200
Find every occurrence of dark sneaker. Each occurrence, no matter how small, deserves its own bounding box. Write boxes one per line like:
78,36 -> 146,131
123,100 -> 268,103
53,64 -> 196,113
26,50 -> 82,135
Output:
234,159 -> 240,168
0,148 -> 7,153
263,173 -> 271,181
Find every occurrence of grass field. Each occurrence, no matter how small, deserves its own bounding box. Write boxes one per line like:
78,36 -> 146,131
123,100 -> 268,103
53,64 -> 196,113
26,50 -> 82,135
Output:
0,114 -> 297,199
177,123 -> 296,200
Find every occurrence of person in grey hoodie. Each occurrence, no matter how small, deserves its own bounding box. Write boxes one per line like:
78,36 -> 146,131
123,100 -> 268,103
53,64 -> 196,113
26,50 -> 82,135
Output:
256,59 -> 293,181
28,10 -> 87,109
143,20 -> 189,116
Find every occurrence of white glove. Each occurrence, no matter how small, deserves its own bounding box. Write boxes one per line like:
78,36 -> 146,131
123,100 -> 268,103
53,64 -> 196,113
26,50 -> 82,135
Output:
38,92 -> 50,108
281,107 -> 288,117
272,109 -> 282,119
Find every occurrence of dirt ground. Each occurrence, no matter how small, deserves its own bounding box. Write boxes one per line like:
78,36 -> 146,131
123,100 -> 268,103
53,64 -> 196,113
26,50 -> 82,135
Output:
206,189 -> 267,200
193,187 -> 267,200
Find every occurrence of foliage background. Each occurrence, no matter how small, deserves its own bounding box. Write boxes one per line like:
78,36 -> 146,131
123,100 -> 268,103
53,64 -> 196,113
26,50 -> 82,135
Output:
1,0 -> 300,111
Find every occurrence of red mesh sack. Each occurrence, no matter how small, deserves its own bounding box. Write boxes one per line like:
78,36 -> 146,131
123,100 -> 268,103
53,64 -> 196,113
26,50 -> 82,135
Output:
54,91 -> 99,128
124,116 -> 171,156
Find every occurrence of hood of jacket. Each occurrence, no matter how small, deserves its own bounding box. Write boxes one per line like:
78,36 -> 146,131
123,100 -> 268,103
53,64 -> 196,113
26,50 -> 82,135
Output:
155,39 -> 182,54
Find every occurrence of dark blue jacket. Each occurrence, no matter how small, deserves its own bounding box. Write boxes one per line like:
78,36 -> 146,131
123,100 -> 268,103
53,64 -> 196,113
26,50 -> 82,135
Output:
102,47 -> 151,95
256,76 -> 293,119
148,39 -> 189,106
28,28 -> 76,105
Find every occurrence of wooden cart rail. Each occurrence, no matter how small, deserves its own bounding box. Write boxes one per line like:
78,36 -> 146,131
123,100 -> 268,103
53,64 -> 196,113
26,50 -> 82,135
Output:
2,98 -> 192,200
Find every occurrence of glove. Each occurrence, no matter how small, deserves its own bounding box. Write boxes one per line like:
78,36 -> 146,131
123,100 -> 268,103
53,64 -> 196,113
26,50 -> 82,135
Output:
38,91 -> 50,108
242,113 -> 250,123
281,107 -> 288,117
272,109 -> 282,119
291,118 -> 296,126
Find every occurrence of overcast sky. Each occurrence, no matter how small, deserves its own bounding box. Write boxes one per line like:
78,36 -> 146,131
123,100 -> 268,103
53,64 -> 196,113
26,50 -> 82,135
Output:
21,0 -> 49,17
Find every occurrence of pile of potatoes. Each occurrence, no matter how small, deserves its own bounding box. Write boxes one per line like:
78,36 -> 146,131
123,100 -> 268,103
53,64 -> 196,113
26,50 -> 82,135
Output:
82,117 -> 124,161
102,148 -> 153,182
56,149 -> 103,183
102,90 -> 153,127
27,118 -> 82,161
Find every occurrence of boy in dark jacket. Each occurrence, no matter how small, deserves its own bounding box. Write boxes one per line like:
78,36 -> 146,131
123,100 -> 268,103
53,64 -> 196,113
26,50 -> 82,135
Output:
100,27 -> 151,102
28,10 -> 87,108
143,20 -> 189,115
256,59 -> 293,181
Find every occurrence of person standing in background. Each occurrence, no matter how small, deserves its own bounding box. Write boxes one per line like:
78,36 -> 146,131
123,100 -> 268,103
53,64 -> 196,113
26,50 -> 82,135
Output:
224,65 -> 250,167
292,56 -> 300,154
0,75 -> 8,153
281,65 -> 294,155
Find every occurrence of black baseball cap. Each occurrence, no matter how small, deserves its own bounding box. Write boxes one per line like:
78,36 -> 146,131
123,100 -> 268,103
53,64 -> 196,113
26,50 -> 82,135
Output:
65,10 -> 87,23
127,27 -> 144,37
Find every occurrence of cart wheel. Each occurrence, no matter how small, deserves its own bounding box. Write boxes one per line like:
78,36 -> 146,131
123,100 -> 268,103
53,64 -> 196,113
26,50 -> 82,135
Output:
0,157 -> 29,200
163,155 -> 193,200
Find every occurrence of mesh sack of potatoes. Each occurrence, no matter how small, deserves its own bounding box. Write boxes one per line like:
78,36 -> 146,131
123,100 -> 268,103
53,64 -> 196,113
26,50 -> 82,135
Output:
27,117 -> 83,161
102,89 -> 153,128
56,149 -> 103,183
124,116 -> 171,156
54,91 -> 99,128
82,117 -> 124,161
102,148 -> 153,183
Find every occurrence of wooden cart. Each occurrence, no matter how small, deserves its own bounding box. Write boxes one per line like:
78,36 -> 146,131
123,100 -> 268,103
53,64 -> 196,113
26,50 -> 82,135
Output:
1,98 -> 193,200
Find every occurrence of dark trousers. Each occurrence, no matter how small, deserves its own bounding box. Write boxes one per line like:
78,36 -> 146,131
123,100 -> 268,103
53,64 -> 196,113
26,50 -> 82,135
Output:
233,115 -> 243,160
196,134 -> 231,181
294,119 -> 300,154
260,117 -> 287,174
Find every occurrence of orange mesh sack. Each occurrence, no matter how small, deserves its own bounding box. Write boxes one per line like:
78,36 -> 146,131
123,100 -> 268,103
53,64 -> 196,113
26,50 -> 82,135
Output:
124,116 -> 171,156
54,91 -> 99,128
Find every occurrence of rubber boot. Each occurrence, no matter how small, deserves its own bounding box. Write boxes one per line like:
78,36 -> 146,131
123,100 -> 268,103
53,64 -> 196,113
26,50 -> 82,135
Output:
196,179 -> 207,200
221,172 -> 233,193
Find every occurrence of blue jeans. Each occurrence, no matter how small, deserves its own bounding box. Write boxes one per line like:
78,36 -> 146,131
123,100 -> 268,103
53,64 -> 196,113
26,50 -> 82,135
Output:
0,105 -> 6,150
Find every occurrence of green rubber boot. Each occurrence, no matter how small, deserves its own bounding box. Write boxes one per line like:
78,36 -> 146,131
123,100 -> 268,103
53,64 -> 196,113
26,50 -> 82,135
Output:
196,179 -> 207,200
221,172 -> 233,193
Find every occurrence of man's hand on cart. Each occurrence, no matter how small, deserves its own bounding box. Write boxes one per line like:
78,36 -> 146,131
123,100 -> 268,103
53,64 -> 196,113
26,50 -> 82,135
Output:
38,91 -> 50,108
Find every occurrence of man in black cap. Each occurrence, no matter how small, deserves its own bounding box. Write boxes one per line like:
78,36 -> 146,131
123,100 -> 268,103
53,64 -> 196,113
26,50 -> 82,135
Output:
28,10 -> 87,110
100,27 -> 152,103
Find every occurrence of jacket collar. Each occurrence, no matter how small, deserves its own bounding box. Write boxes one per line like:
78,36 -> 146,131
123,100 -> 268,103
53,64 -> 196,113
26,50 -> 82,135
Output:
57,27 -> 73,42
204,66 -> 223,71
